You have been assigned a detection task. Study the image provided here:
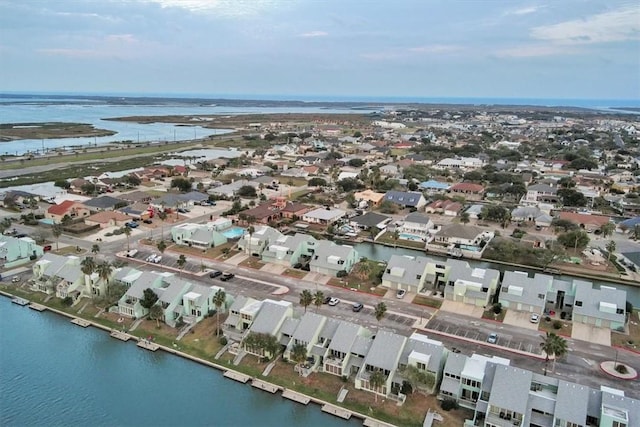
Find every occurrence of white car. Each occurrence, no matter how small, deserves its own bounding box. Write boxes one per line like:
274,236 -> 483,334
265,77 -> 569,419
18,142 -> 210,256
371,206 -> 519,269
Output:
396,289 -> 407,299
530,313 -> 540,323
328,297 -> 340,306
153,255 -> 162,264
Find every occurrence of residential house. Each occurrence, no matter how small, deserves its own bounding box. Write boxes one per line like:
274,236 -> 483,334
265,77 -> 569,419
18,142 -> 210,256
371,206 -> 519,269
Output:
349,212 -> 391,231
32,253 -> 78,295
444,264 -> 500,307
464,204 -> 484,220
354,189 -> 386,207
223,296 -> 261,341
180,283 -> 228,327
118,202 -> 153,220
419,180 -> 451,194
309,241 -> 359,276
117,271 -> 171,319
283,312 -> 326,369
572,285 -> 626,330
521,183 -> 560,206
425,199 -> 463,216
323,321 -> 372,378
383,190 -> 427,210
238,225 -> 284,257
433,224 -> 491,254
400,212 -> 434,240
208,180 -> 258,198
83,195 -> 128,212
0,235 -> 44,268
398,333 -> 446,393
84,211 -> 131,228
119,190 -> 154,204
238,203 -> 282,225
302,207 -> 346,225
243,299 -> 294,358
171,223 -> 228,249
261,233 -> 318,267
511,206 -> 553,227
355,330 -> 406,399
558,211 -> 611,233
45,200 -> 91,223
450,183 -> 485,200
279,201 -> 311,220
381,255 -> 433,293
436,157 -> 484,171
499,271 -> 552,314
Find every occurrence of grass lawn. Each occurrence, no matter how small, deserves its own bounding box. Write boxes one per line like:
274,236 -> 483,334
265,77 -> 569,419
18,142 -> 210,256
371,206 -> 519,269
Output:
239,257 -> 265,270
412,295 -> 443,309
282,269 -> 306,279
611,310 -> 640,351
376,231 -> 426,250
538,318 -> 572,336
482,309 -> 506,322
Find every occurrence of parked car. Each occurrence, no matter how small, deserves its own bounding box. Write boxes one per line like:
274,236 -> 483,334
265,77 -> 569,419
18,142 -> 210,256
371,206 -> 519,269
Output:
125,222 -> 138,228
328,297 -> 340,306
352,302 -> 364,312
396,289 -> 407,299
152,255 -> 162,264
43,245 -> 52,252
143,219 -> 153,224
209,270 -> 222,278
11,276 -> 20,283
323,296 -> 332,304
530,313 -> 540,323
487,333 -> 498,344
220,272 -> 235,281
126,249 -> 138,257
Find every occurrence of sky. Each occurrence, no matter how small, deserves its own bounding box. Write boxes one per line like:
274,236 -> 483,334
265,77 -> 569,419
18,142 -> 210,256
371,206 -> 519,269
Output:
0,0 -> 639,100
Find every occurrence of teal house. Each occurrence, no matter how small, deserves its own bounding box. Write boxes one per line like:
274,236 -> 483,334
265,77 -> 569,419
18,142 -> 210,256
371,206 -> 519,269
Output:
0,235 -> 44,268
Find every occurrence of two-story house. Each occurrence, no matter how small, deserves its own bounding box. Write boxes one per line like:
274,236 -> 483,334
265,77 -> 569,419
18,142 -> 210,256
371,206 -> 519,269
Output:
309,241 -> 359,276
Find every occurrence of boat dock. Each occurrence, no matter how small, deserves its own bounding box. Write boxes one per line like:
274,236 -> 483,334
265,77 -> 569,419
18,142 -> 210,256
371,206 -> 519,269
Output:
110,331 -> 131,341
137,339 -> 159,351
223,370 -> 251,384
11,297 -> 29,306
29,303 -> 46,311
321,404 -> 352,420
251,379 -> 279,393
282,389 -> 310,405
70,318 -> 90,328
364,418 -> 398,427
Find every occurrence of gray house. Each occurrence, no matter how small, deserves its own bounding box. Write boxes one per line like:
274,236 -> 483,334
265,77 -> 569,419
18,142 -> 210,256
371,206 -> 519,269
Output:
238,225 -> 284,257
309,241 -> 359,276
499,271 -> 552,314
355,330 -> 407,398
261,233 -> 318,267
381,254 -> 430,293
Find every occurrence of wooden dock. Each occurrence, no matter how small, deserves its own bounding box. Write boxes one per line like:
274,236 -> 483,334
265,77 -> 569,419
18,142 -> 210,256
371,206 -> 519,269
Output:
282,389 -> 310,405
251,379 -> 279,393
11,297 -> 29,306
110,331 -> 131,341
29,303 -> 46,312
223,370 -> 251,384
70,318 -> 90,328
137,339 -> 159,351
321,404 -> 352,420
364,418 -> 397,427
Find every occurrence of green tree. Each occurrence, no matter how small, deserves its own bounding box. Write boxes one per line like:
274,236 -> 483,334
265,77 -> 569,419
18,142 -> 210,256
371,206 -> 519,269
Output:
170,177 -> 192,192
123,226 -> 132,251
557,230 -> 589,251
157,210 -> 168,240
313,290 -> 325,312
213,289 -> 226,337
605,240 -> 616,263
91,244 -> 100,255
369,369 -> 387,402
401,364 -> 436,394
540,332 -> 568,375
140,288 -> 159,310
81,257 -> 96,289
52,224 -> 62,250
237,185 -> 257,198
374,302 -> 387,323
460,212 -> 470,225
290,342 -> 308,375
379,200 -> 398,214
355,259 -> 371,280
157,240 -> 167,254
149,305 -> 164,328
299,289 -> 313,313
308,177 -> 327,187
177,254 -> 187,275
600,222 -> 615,238
96,261 -> 113,291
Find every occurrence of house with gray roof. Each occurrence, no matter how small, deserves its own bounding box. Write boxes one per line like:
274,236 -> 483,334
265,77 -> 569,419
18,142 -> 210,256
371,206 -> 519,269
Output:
243,299 -> 293,358
355,330 -> 407,398
499,271 -> 552,314
485,365 -> 533,426
309,240 -> 359,276
511,206 -> 553,227
83,195 -> 128,211
323,321 -> 372,378
400,212 -> 434,240
381,254 -> 431,293
155,275 -> 191,326
32,253 -> 80,295
349,212 -> 391,231
433,224 -> 490,254
444,263 -> 500,307
238,225 -> 283,257
171,223 -> 228,249
398,333 -> 446,393
118,271 -> 171,319
572,284 -> 626,330
302,207 -> 346,225
383,190 -> 427,209
521,182 -> 560,206
261,233 -> 318,267
223,296 -> 260,341
207,180 -> 258,198
283,312 -> 326,369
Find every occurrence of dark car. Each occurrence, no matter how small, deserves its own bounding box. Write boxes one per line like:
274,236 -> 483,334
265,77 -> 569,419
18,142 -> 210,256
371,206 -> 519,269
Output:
43,245 -> 52,252
209,270 -> 222,279
352,302 -> 364,312
322,296 -> 331,304
143,219 -> 153,224
220,272 -> 235,281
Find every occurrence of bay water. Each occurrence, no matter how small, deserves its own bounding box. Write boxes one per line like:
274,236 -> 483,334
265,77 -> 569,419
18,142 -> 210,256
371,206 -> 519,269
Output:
0,297 -> 359,427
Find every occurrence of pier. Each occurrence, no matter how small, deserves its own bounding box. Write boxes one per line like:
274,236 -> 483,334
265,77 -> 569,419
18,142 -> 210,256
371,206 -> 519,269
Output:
282,389 -> 310,405
28,303 -> 46,311
137,339 -> 160,351
70,318 -> 91,328
251,379 -> 280,393
11,297 -> 29,306
321,403 -> 352,420
110,331 -> 132,341
223,370 -> 251,384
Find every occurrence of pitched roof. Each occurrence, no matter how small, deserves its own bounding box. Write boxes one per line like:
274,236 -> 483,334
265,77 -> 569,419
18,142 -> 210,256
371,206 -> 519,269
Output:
436,223 -> 484,240
83,195 -> 127,209
450,182 -> 484,192
47,200 -> 84,216
384,190 -> 424,207
404,212 -> 431,224
362,330 -> 406,371
351,212 -> 390,228
86,211 -> 130,223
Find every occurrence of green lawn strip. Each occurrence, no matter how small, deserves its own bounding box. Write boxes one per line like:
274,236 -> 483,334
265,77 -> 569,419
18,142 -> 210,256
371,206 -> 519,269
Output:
412,295 -> 443,309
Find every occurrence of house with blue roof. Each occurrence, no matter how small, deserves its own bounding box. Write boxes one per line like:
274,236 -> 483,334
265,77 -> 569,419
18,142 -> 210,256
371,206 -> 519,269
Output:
419,180 -> 451,194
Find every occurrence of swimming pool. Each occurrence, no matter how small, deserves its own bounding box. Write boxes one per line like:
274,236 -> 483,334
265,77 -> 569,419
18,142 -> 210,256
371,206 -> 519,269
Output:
39,218 -> 55,225
221,226 -> 246,239
399,233 -> 424,242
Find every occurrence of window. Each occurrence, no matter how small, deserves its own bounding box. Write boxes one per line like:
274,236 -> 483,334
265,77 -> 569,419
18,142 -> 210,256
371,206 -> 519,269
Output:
538,293 -> 545,299
616,308 -> 624,314
416,274 -> 422,280
612,422 -> 627,427
436,264 -> 445,269
416,362 -> 426,370
482,287 -> 488,292
575,301 -> 583,307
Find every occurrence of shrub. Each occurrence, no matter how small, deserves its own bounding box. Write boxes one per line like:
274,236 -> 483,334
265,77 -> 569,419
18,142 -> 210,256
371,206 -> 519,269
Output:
62,297 -> 73,306
218,336 -> 228,346
560,312 -> 566,320
492,303 -> 502,315
545,316 -> 551,322
336,270 -> 348,278
615,364 -> 628,374
552,320 -> 562,330
440,398 -> 459,411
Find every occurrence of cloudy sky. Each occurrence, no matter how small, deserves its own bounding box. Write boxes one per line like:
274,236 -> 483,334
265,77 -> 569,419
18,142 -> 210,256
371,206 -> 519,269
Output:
1,0 -> 638,100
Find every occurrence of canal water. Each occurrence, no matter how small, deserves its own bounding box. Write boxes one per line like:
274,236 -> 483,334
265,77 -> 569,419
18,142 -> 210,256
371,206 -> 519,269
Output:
0,297 -> 360,427
349,242 -> 640,307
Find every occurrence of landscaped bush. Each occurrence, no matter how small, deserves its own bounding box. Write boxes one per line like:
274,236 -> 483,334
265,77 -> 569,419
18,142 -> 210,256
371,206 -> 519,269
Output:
492,303 -> 502,315
615,364 -> 628,374
218,336 -> 228,346
336,270 -> 348,278
62,297 -> 73,306
552,320 -> 562,330
440,398 -> 459,411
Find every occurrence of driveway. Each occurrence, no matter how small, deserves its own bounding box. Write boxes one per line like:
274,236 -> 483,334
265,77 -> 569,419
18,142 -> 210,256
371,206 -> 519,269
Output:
503,310 -> 541,331
572,323 -> 611,346
439,300 -> 484,318
226,252 -> 249,266
260,263 -> 287,275
303,272 -> 331,285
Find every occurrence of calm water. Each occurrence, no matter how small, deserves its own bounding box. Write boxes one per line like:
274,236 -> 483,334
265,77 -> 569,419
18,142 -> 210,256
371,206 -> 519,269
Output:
0,297 -> 360,427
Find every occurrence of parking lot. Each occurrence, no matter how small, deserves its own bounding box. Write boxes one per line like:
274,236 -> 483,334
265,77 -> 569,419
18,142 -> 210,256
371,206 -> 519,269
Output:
427,318 -> 543,356
324,299 -> 418,329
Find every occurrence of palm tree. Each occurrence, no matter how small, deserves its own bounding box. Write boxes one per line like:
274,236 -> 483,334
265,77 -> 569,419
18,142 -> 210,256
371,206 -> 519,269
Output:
313,290 -> 324,312
96,261 -> 113,297
52,224 -> 62,250
355,259 -> 371,281
81,257 -> 96,294
157,240 -> 167,254
91,244 -> 100,255
391,230 -> 400,247
368,369 -> 386,402
550,334 -> 568,373
213,289 -> 226,337
149,305 -> 164,328
374,302 -> 387,324
460,212 -> 470,225
540,332 -> 555,376
600,222 -> 615,238
247,224 -> 255,256
290,342 -> 308,375
123,226 -> 132,252
157,210 -> 168,241
177,254 -> 187,276
606,240 -> 616,263
299,290 -> 313,313
540,332 -> 569,375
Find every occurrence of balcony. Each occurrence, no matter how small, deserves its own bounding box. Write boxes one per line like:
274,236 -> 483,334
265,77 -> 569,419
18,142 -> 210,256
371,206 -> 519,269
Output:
485,412 -> 522,426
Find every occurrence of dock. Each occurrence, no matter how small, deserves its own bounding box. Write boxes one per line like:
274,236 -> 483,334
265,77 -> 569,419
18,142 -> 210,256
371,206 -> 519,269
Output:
321,404 -> 352,420
29,303 -> 46,312
223,370 -> 251,384
11,297 -> 29,306
70,318 -> 90,328
137,339 -> 159,351
110,331 -> 132,341
364,418 -> 397,427
251,379 -> 279,393
282,389 -> 310,405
